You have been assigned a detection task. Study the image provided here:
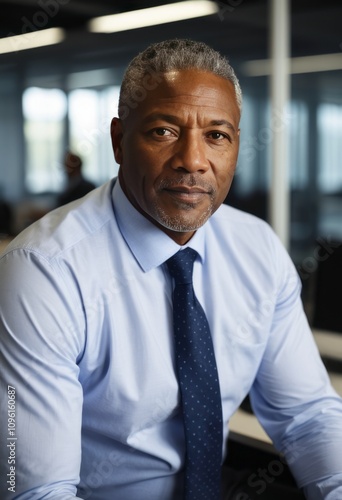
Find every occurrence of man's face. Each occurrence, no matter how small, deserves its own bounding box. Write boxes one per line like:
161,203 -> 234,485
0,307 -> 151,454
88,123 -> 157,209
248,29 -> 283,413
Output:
111,69 -> 240,244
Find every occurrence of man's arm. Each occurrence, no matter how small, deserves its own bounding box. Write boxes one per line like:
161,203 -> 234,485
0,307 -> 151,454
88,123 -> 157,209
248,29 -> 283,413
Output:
303,474 -> 342,499
0,248 -> 84,499
249,245 -> 342,498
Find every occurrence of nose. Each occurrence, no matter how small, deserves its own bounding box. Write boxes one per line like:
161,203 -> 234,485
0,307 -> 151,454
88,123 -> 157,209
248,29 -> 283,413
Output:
170,131 -> 209,173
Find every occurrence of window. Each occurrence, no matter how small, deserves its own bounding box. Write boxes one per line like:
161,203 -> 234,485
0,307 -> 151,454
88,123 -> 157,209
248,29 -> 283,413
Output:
317,103 -> 342,239
23,87 -> 67,193
23,85 -> 120,194
318,103 -> 342,194
289,101 -> 309,190
68,86 -> 120,186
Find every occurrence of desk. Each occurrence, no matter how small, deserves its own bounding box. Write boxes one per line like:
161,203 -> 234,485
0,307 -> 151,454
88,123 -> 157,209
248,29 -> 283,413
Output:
313,329 -> 342,359
0,237 -> 11,254
230,408 -> 271,443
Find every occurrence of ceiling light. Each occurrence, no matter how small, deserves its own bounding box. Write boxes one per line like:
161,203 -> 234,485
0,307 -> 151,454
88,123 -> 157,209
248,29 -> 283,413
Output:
0,27 -> 65,55
241,53 -> 342,76
88,1 -> 219,33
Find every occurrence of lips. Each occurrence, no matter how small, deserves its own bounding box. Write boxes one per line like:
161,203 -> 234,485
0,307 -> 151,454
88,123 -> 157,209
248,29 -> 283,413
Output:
167,185 -> 207,194
164,185 -> 209,203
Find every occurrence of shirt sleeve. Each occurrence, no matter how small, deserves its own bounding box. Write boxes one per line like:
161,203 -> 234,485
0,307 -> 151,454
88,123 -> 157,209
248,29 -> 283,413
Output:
0,248 -> 85,499
249,234 -> 342,495
303,474 -> 342,499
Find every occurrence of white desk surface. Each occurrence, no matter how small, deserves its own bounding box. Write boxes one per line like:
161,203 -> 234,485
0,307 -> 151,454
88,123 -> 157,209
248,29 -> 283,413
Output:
313,329 -> 342,359
0,237 -> 11,254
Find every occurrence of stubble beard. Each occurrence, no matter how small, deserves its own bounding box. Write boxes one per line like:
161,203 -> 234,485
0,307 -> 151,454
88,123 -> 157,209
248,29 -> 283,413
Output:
151,175 -> 217,233
152,201 -> 214,232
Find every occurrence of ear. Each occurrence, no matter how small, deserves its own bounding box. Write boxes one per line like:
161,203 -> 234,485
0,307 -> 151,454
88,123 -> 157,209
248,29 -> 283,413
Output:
110,117 -> 124,165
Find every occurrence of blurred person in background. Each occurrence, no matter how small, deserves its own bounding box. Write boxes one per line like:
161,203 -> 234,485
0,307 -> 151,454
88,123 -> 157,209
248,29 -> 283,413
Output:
56,151 -> 96,207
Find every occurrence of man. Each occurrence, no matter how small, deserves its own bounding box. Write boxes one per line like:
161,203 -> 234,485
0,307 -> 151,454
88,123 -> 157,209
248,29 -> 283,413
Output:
56,151 -> 96,207
1,39 -> 342,500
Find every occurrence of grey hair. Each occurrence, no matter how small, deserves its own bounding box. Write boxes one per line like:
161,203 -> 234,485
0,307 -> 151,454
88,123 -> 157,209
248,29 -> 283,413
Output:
118,38 -> 242,119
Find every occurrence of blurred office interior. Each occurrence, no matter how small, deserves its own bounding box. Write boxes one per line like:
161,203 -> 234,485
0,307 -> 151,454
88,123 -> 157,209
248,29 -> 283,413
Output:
0,0 -> 342,473
1,0 -> 341,253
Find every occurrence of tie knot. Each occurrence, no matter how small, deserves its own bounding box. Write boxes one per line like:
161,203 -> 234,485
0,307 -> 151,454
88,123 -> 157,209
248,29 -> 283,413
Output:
166,247 -> 198,285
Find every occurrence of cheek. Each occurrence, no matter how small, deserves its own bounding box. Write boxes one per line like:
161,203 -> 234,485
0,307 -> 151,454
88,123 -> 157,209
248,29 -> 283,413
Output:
129,141 -> 163,173
212,161 -> 236,200
125,153 -> 164,201
137,152 -> 168,186
214,158 -> 236,185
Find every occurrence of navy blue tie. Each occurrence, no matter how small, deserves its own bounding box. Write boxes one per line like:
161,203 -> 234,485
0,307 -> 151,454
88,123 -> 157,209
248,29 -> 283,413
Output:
166,247 -> 223,500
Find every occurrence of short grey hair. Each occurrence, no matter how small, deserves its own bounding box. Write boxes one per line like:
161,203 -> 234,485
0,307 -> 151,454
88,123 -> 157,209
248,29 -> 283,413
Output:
118,38 -> 242,119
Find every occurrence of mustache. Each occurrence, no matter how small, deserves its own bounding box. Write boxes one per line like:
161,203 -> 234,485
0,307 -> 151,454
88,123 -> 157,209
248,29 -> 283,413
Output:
157,175 -> 216,194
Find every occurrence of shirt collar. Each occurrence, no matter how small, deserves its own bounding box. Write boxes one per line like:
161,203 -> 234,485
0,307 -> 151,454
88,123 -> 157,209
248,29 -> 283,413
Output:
112,179 -> 206,272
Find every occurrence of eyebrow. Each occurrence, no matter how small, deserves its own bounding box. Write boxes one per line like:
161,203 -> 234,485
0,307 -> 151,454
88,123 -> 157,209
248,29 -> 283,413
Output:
208,119 -> 236,132
142,113 -> 236,132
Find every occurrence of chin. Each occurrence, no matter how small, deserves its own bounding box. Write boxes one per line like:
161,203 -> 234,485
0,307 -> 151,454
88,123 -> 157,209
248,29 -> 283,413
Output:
156,211 -> 213,233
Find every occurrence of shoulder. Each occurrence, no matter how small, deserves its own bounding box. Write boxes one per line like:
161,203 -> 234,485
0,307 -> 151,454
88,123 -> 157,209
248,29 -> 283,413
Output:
207,203 -> 296,285
210,203 -> 276,243
3,180 -> 116,262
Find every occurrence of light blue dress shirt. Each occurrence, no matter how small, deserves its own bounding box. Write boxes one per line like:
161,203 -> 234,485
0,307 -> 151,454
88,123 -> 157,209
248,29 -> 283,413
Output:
1,178 -> 342,499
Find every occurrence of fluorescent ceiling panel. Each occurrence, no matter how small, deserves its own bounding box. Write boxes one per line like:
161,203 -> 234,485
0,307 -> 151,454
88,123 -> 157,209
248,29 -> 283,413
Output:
242,53 -> 342,76
0,28 -> 65,55
88,1 -> 219,33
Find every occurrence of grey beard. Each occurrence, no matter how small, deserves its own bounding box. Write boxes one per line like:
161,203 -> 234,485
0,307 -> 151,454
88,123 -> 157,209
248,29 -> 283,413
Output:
151,199 -> 214,233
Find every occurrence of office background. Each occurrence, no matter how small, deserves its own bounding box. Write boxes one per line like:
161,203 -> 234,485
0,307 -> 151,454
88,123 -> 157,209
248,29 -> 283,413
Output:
0,0 -> 341,328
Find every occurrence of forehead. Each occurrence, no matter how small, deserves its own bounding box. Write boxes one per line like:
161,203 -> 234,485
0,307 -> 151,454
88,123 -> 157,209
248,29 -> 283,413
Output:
126,69 -> 240,126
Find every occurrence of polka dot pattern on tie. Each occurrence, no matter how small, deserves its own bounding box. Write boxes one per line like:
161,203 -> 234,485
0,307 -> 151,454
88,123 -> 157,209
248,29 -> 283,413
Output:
166,247 -> 223,500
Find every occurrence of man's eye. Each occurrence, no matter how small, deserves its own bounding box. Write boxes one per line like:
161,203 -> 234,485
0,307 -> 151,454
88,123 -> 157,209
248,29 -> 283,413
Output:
209,132 -> 229,141
153,128 -> 172,136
